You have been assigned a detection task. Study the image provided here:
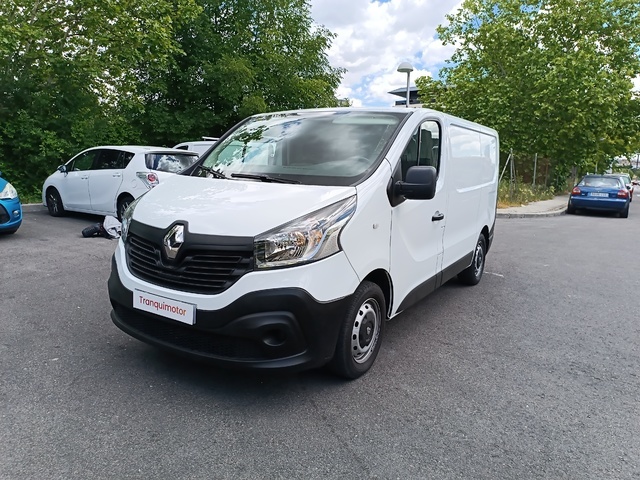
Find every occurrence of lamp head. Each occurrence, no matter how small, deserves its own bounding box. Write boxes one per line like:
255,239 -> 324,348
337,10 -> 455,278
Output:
397,62 -> 414,73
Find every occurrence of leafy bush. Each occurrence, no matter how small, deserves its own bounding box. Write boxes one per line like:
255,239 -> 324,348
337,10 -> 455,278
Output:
498,180 -> 555,207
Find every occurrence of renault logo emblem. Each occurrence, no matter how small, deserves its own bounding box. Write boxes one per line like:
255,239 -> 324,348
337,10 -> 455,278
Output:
163,224 -> 184,260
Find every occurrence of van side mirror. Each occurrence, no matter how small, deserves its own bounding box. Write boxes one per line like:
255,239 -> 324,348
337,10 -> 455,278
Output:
395,166 -> 437,200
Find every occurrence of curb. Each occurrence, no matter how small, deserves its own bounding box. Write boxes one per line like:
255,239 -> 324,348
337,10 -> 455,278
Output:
496,208 -> 566,219
21,203 -> 47,213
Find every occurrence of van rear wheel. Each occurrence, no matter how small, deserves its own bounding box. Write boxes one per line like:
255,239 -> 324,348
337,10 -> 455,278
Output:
458,235 -> 486,286
328,281 -> 385,379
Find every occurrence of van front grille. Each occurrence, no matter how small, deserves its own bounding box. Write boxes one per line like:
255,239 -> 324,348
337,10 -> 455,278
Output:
125,233 -> 253,294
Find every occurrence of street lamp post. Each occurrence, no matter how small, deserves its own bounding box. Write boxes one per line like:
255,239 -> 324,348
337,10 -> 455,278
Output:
397,62 -> 414,108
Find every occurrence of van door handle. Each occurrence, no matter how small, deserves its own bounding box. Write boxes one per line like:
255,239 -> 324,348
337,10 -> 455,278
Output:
432,211 -> 445,222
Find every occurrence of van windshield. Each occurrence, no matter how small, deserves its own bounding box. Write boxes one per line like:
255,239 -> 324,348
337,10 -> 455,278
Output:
195,110 -> 409,186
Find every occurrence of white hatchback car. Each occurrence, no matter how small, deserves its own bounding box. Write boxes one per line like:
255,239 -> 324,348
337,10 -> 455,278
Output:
42,146 -> 199,220
173,138 -> 219,156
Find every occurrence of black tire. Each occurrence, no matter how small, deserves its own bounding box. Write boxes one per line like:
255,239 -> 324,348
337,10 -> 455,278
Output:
46,188 -> 65,217
566,202 -> 576,214
620,204 -> 629,218
117,195 -> 134,221
328,281 -> 386,379
458,235 -> 487,286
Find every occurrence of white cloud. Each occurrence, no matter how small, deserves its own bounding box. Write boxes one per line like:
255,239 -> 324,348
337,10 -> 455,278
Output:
310,0 -> 462,106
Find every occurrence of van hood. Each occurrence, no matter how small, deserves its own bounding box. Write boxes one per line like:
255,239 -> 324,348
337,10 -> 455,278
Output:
131,175 -> 356,237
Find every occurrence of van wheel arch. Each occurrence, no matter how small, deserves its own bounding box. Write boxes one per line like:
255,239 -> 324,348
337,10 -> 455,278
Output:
363,269 -> 393,318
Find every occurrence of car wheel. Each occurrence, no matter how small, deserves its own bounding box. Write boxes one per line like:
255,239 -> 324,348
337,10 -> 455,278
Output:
328,281 -> 386,379
620,204 -> 629,218
46,188 -> 65,217
1,228 -> 18,234
566,202 -> 576,214
117,195 -> 134,221
458,235 -> 487,286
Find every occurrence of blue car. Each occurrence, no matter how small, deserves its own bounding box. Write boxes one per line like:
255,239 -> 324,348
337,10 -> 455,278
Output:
0,172 -> 22,234
567,174 -> 630,218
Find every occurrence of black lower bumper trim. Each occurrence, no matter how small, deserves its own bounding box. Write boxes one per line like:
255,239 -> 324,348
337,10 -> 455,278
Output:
108,256 -> 351,372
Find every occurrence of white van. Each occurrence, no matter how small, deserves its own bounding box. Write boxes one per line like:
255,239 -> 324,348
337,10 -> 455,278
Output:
108,108 -> 499,378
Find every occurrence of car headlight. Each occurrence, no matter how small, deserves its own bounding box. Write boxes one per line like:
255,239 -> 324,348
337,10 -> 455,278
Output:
255,196 -> 356,269
120,195 -> 144,242
0,182 -> 18,200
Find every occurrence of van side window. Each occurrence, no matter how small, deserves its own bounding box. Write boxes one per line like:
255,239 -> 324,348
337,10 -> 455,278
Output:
418,121 -> 440,172
399,121 -> 441,180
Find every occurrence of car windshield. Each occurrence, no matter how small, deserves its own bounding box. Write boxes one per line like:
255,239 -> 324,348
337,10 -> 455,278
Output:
195,110 -> 408,186
579,176 -> 621,188
145,153 -> 199,173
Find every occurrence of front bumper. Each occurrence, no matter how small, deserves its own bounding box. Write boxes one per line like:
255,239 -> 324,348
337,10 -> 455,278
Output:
108,256 -> 351,372
0,198 -> 22,231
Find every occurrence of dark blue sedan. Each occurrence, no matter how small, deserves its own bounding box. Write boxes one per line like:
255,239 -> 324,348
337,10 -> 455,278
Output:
0,172 -> 22,234
567,174 -> 630,218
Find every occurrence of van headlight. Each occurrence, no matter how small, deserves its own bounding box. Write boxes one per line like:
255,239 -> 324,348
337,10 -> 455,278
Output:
254,196 -> 356,269
120,196 -> 144,242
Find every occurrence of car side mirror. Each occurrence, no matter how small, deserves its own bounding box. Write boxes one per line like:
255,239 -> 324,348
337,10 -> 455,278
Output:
57,165 -> 67,174
394,166 -> 437,200
627,184 -> 631,190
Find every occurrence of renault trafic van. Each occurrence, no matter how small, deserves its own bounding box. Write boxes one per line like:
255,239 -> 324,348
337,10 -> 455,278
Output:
108,108 -> 499,378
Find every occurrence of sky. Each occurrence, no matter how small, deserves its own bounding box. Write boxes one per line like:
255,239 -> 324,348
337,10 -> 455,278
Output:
309,0 -> 640,107
309,0 -> 463,107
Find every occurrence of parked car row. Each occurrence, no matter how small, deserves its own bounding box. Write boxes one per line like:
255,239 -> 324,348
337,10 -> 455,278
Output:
173,137 -> 219,156
42,146 -> 200,220
567,174 -> 632,218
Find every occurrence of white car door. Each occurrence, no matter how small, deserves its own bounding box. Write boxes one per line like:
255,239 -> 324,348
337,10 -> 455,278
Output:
61,150 -> 96,210
89,149 -> 127,215
389,120 -> 446,314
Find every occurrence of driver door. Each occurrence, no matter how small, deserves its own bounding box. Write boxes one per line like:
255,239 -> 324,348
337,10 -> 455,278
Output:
62,150 -> 97,210
389,120 -> 446,314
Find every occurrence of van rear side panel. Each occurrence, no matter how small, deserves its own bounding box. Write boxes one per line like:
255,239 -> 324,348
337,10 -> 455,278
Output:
441,122 -> 499,272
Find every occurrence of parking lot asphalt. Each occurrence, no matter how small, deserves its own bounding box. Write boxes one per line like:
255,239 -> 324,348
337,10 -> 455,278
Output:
1,205 -> 639,479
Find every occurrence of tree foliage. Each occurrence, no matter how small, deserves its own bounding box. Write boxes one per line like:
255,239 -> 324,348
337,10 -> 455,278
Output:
128,0 -> 344,146
0,0 -> 343,196
416,0 -> 640,186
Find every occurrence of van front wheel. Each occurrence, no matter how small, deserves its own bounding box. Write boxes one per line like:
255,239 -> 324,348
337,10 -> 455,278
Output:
458,235 -> 486,286
329,281 -> 386,379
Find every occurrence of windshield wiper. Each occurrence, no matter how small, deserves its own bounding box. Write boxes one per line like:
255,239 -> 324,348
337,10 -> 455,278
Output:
198,165 -> 227,179
230,173 -> 300,184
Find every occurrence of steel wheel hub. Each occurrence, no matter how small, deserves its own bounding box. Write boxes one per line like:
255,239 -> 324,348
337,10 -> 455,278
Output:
351,298 -> 381,364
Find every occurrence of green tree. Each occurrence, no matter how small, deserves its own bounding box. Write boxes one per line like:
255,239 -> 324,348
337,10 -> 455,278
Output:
128,0 -> 345,146
0,0 -> 199,196
417,0 -> 640,187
